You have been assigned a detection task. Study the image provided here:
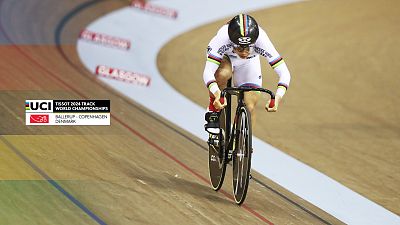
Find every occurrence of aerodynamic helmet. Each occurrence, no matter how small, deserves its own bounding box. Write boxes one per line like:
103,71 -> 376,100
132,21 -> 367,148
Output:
228,14 -> 259,46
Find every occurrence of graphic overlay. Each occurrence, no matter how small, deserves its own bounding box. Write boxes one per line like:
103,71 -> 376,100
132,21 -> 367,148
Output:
25,100 -> 110,125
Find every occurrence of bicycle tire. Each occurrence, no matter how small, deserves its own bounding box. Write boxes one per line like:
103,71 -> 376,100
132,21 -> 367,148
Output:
208,108 -> 228,191
232,106 -> 252,205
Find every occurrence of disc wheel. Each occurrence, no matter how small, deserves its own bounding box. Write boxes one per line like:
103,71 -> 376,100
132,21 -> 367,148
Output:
208,109 -> 228,191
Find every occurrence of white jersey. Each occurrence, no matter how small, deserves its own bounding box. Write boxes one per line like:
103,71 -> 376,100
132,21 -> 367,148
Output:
203,24 -> 291,95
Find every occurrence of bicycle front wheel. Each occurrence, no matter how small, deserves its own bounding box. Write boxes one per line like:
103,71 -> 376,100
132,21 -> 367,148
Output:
208,109 -> 228,191
232,106 -> 252,205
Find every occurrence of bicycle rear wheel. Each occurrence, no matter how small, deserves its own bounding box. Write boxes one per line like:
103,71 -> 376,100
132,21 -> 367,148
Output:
232,106 -> 252,205
208,109 -> 228,191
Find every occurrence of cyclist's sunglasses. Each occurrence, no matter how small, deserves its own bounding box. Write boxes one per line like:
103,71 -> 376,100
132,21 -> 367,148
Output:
232,44 -> 253,52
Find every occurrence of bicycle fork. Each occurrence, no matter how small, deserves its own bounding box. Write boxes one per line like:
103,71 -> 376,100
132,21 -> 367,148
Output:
227,111 -> 241,161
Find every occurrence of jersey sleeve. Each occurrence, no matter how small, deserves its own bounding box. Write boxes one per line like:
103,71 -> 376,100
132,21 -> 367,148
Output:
255,28 -> 291,96
203,25 -> 230,90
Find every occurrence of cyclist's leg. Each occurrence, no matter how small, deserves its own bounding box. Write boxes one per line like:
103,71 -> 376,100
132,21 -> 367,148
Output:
244,91 -> 260,122
232,56 -> 262,126
215,55 -> 233,91
208,55 -> 232,111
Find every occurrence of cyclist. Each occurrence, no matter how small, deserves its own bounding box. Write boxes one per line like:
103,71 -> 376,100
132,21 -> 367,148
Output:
204,14 -> 291,130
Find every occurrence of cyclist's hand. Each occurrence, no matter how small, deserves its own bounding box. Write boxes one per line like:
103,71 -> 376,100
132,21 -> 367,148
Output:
266,95 -> 282,112
213,91 -> 227,110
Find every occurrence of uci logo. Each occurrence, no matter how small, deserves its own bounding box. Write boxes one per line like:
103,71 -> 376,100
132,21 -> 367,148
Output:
26,100 -> 53,112
238,37 -> 252,45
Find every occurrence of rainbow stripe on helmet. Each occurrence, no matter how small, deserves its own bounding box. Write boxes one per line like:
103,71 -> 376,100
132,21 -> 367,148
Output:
239,14 -> 249,37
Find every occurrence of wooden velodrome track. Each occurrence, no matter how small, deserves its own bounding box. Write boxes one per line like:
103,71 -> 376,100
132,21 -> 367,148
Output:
0,0 -> 398,224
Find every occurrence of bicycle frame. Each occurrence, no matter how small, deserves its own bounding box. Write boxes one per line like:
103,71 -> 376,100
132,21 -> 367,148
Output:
207,78 -> 275,204
221,81 -> 275,159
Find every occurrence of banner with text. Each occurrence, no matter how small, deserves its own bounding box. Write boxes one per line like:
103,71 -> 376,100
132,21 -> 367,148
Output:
25,100 -> 110,125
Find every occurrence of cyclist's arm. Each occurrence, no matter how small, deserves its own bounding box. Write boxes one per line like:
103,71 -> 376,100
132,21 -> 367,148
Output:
271,58 -> 291,98
255,28 -> 291,99
203,25 -> 230,97
203,59 -> 221,96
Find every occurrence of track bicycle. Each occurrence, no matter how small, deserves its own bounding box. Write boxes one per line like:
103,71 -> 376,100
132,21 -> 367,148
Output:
205,80 -> 275,205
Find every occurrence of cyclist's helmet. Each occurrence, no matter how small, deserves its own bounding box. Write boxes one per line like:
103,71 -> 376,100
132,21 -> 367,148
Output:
228,14 -> 259,46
